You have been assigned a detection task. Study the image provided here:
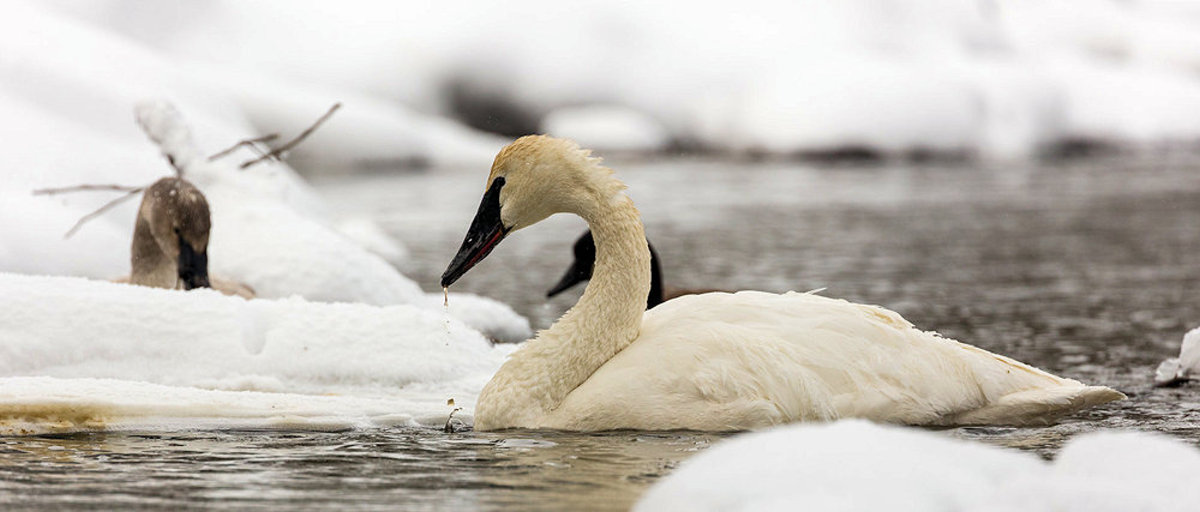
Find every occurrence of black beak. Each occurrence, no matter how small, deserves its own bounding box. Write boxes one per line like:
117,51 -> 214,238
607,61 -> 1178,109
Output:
177,238 -> 210,290
546,259 -> 589,298
441,177 -> 509,288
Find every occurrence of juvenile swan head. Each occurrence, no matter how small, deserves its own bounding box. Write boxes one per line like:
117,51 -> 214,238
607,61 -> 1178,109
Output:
547,230 -> 666,309
131,177 -> 212,290
442,135 -> 619,288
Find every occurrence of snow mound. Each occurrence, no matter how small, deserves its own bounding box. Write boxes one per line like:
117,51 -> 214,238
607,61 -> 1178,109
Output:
1154,327 -> 1200,386
428,292 -> 533,344
0,272 -> 517,434
635,420 -> 1200,512
0,9 -> 533,342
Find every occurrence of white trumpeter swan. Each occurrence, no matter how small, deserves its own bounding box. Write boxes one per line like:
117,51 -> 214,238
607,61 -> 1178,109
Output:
120,177 -> 254,298
441,135 -> 1123,431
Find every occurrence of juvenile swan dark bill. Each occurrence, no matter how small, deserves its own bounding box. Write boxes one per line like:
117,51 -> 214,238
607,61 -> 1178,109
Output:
441,177 -> 509,288
176,234 -> 211,290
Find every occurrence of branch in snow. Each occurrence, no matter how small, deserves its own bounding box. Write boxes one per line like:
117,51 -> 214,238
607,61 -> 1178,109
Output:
31,183 -> 146,238
135,100 -> 205,176
208,133 -> 280,162
61,187 -> 145,239
39,100 -> 339,239
32,184 -> 144,196
241,103 -> 342,169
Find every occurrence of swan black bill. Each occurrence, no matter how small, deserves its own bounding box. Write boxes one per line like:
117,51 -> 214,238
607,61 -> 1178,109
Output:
441,177 -> 509,288
177,239 -> 211,290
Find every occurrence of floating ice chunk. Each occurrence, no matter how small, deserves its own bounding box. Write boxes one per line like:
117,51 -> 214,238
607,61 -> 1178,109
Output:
635,420 -> 1200,512
634,420 -> 1044,512
1155,327 -> 1200,386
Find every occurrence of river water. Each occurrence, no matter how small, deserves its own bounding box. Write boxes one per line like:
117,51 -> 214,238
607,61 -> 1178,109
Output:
3,155 -> 1200,510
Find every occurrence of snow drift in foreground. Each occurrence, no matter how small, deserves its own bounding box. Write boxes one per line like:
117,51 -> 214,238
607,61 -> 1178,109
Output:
1154,327 -> 1200,386
42,0 -> 1200,158
0,273 -> 516,435
636,420 -> 1200,512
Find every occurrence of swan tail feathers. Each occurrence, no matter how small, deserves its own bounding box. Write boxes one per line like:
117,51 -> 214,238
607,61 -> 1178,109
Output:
950,385 -> 1125,426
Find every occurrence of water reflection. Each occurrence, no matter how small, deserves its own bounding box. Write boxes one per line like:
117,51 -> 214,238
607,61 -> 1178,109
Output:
1,429 -> 722,510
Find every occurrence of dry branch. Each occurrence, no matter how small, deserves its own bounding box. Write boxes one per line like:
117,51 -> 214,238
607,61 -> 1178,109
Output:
41,100 -> 339,239
240,102 -> 341,169
208,133 -> 280,161
33,184 -> 144,196
62,187 -> 145,239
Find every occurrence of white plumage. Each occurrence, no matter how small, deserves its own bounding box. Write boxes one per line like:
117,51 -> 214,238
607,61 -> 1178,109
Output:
445,135 -> 1123,431
549,291 -> 1121,430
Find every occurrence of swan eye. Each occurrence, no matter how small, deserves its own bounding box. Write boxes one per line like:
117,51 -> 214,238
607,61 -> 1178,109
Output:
173,227 -> 181,235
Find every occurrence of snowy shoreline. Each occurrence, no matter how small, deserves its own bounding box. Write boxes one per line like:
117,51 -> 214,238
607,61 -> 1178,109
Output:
0,272 -> 518,435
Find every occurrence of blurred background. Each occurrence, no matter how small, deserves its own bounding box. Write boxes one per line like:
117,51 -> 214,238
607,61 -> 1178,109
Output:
4,1 -> 1200,509
7,0 -> 1200,170
3,0 -> 1200,328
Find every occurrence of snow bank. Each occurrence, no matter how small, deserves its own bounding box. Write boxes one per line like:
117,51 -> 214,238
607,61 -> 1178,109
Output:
0,4 -> 531,342
0,272 -> 516,434
1154,327 -> 1200,386
43,0 -> 1200,158
635,420 -> 1200,512
134,101 -> 530,340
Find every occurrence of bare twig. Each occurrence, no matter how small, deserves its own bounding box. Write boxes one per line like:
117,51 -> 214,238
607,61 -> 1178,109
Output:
241,102 -> 341,169
208,133 -> 280,162
33,184 -> 144,196
62,187 -> 145,239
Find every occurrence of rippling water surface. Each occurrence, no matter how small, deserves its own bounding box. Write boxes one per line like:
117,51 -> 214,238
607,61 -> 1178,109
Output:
4,155 -> 1200,510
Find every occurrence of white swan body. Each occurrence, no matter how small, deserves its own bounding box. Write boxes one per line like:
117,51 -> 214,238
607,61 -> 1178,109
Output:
441,135 -> 1123,431
545,291 -> 1118,430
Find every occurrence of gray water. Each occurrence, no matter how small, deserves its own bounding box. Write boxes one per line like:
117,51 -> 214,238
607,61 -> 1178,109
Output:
4,155 -> 1200,510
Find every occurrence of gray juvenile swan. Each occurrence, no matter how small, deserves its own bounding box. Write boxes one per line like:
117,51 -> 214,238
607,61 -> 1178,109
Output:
120,177 -> 254,299
442,135 -> 1123,431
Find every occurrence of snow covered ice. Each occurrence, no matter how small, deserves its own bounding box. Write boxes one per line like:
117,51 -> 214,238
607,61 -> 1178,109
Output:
635,420 -> 1200,512
1155,327 -> 1200,386
0,273 -> 519,434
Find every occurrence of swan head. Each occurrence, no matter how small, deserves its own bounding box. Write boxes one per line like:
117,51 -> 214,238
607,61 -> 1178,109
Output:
139,177 -> 212,290
442,135 -> 618,287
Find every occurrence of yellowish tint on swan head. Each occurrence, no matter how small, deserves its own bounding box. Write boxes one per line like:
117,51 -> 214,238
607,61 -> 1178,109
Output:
487,135 -> 624,231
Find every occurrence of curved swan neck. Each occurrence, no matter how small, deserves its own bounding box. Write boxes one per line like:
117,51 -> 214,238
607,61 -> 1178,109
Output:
478,185 -> 651,427
574,194 -> 651,342
130,212 -> 176,289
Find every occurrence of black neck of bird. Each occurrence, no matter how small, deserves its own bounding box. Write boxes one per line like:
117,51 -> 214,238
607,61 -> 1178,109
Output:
647,242 -> 665,309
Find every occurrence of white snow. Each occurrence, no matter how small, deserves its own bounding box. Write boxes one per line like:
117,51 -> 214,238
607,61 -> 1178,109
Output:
635,420 -> 1200,512
0,272 -> 517,434
39,0 -> 1200,158
0,6 -> 532,343
1154,327 -> 1200,386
